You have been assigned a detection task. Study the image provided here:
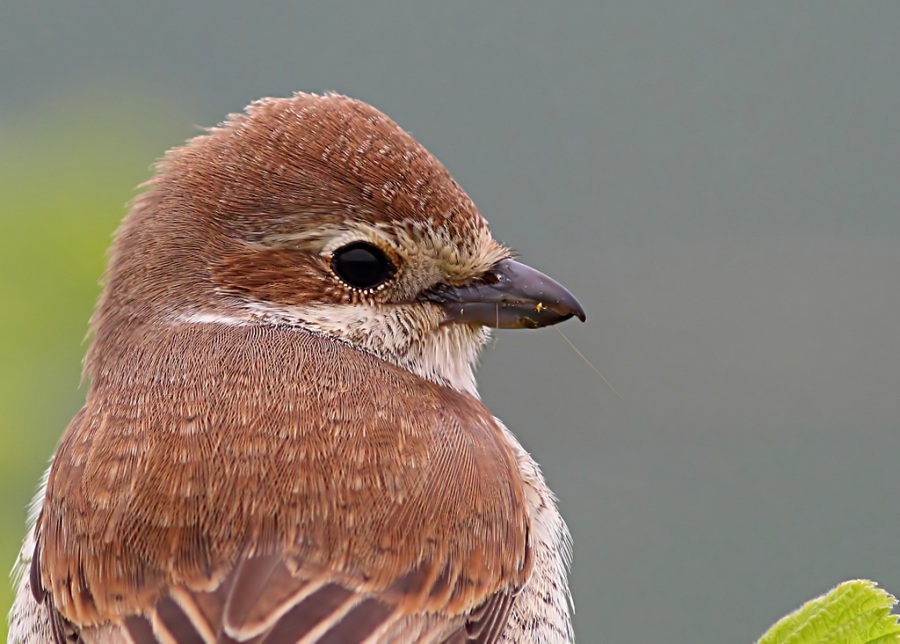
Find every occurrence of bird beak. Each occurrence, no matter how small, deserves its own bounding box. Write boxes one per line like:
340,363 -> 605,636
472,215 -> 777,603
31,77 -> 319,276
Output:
425,258 -> 586,329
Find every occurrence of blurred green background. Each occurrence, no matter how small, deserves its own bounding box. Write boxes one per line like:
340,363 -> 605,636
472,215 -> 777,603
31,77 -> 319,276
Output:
2,3 -> 900,642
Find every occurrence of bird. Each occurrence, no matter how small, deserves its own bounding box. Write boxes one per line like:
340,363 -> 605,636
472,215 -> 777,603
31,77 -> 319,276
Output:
8,93 -> 584,643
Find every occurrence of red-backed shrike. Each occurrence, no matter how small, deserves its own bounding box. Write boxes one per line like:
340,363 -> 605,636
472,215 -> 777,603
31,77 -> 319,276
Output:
9,94 -> 583,643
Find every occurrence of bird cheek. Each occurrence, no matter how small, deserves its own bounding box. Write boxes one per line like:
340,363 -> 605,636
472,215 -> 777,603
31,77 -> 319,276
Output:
210,247 -> 341,306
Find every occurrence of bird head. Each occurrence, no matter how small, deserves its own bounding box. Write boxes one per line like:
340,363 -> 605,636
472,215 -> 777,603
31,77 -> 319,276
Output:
91,93 -> 584,395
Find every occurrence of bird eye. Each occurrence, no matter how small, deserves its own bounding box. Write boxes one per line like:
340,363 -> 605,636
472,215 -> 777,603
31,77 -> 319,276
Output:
331,242 -> 396,290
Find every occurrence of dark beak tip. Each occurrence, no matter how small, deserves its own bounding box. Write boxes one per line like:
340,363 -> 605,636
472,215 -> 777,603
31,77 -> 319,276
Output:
552,291 -> 586,324
557,304 -> 586,325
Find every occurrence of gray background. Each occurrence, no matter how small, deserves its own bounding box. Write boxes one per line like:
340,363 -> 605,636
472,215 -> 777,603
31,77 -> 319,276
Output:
2,2 -> 899,642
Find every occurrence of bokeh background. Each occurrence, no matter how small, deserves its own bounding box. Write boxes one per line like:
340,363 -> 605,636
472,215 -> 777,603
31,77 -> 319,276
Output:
2,2 -> 899,641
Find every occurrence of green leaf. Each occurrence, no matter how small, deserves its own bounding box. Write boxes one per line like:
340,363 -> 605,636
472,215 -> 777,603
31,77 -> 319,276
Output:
758,580 -> 900,644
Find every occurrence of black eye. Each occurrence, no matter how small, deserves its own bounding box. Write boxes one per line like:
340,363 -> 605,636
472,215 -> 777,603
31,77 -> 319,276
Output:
331,242 -> 396,290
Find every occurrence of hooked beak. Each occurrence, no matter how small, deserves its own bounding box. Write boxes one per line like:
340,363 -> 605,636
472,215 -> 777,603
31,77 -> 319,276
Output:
423,258 -> 586,329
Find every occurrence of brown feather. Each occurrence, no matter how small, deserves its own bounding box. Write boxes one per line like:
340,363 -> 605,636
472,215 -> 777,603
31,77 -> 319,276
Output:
34,324 -> 529,641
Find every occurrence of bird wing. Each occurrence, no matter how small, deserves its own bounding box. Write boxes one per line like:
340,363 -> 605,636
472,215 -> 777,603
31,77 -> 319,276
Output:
57,552 -> 518,643
30,326 -> 531,643
33,546 -> 523,643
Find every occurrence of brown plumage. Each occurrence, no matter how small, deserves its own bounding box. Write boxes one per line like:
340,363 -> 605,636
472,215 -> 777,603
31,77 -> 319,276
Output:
10,93 -> 581,643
